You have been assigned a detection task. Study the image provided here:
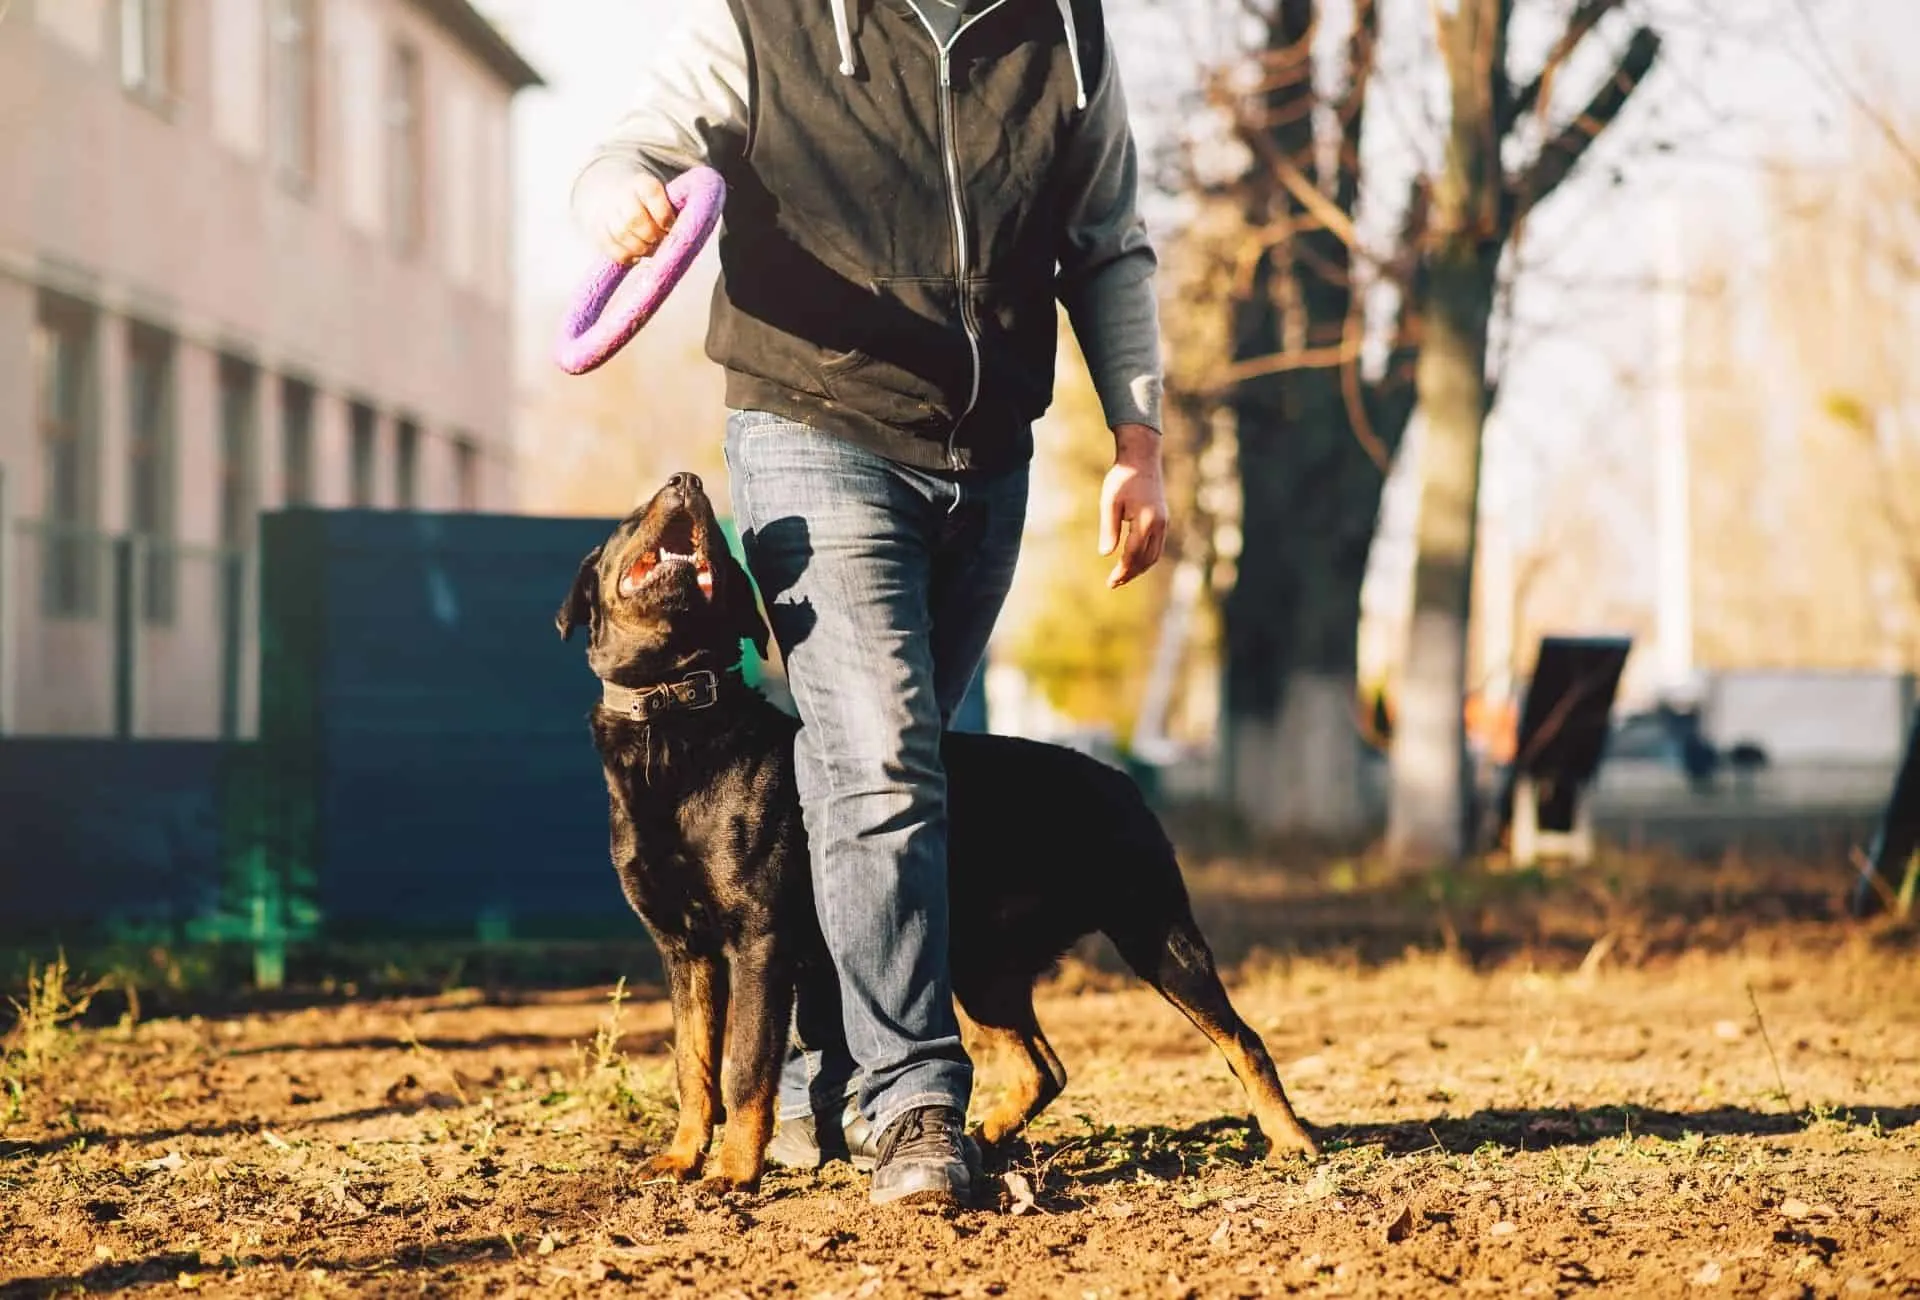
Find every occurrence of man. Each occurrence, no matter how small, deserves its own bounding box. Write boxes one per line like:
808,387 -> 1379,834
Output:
571,0 -> 1166,1207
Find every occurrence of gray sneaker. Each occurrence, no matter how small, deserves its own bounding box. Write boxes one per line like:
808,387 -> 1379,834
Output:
765,1097 -> 880,1172
868,1104 -> 978,1208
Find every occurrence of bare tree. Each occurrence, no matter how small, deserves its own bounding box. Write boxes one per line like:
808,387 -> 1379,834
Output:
1166,0 -> 1659,850
1162,1 -> 1427,844
1385,1 -> 1660,867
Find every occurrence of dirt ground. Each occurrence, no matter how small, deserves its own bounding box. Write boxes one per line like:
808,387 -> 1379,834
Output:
3,854 -> 1918,1298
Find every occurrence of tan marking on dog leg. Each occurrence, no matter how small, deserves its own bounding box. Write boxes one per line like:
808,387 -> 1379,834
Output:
646,956 -> 726,1181
1119,917 -> 1320,1159
710,1066 -> 776,1192
1208,1022 -> 1321,1158
959,987 -> 1068,1154
709,937 -> 782,1193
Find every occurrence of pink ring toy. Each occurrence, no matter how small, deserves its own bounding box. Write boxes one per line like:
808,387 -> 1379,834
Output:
554,166 -> 726,376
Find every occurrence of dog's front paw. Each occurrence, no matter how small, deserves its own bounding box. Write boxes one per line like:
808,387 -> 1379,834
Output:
967,1124 -> 1023,1173
706,1146 -> 767,1195
642,1150 -> 705,1182
697,1171 -> 761,1199
1261,1125 -> 1322,1162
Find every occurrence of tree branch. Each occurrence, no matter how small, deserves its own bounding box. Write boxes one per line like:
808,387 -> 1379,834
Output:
1503,26 -> 1661,230
1333,0 -> 1379,215
1501,0 -> 1628,136
1216,337 -> 1365,386
1215,76 -> 1368,255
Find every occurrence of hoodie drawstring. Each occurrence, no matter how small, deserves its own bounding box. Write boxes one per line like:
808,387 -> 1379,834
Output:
1053,0 -> 1087,111
832,0 -> 858,76
830,0 -> 1086,113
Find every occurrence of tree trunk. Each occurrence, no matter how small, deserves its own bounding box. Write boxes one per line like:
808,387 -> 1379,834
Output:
1224,370 -> 1383,844
1385,247 -> 1499,867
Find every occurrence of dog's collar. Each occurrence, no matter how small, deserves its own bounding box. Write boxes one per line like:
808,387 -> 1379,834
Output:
599,669 -> 723,722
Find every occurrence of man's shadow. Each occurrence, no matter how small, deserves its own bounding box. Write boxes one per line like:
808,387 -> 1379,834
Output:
990,1103 -> 1920,1192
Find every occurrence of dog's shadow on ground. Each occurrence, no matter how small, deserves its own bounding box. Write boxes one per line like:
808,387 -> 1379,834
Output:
992,1102 -> 1920,1201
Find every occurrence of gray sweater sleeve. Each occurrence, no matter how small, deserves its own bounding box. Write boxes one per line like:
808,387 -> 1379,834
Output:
1054,35 -> 1165,435
567,5 -> 750,247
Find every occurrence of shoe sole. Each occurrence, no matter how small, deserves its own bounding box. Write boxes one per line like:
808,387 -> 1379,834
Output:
868,1165 -> 975,1209
874,1186 -> 966,1209
871,1190 -> 960,1213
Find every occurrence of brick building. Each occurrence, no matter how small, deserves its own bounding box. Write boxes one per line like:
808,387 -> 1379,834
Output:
0,0 -> 540,737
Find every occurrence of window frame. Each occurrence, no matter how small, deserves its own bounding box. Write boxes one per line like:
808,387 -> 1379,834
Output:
385,41 -> 426,258
280,376 -> 317,508
125,320 -> 178,626
348,401 -> 379,507
34,294 -> 102,621
269,0 -> 320,194
119,0 -> 177,113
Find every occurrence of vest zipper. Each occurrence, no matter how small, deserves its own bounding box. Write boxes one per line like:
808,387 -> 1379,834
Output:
908,0 -> 1013,470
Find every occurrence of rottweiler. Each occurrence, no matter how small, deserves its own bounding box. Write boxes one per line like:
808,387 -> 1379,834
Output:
556,471 -> 1319,1194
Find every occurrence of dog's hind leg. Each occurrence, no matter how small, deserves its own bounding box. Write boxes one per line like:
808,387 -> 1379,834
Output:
956,977 -> 1068,1156
1109,909 -> 1320,1159
709,934 -> 785,1193
647,951 -> 729,1182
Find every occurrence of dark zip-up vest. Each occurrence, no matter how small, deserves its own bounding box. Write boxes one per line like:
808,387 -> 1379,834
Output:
707,0 -> 1106,475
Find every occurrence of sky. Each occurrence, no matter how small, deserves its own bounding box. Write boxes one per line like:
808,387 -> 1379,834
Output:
471,0 -> 1920,697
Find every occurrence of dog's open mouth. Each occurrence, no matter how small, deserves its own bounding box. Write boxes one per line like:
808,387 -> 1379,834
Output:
617,513 -> 713,600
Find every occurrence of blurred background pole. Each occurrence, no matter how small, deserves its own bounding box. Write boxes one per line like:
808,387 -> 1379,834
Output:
1654,193 -> 1696,700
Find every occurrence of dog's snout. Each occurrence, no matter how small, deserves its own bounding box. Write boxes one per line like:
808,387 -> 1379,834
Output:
669,472 -> 703,496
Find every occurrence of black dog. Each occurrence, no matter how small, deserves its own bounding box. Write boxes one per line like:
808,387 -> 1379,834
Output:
556,472 -> 1318,1192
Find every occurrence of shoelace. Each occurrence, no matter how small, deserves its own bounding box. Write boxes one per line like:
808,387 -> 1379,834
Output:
877,1106 -> 964,1165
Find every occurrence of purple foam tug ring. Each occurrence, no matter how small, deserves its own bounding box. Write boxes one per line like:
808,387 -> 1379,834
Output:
554,166 -> 727,376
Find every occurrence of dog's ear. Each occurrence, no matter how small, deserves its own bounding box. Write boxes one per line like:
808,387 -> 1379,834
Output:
556,545 -> 603,641
715,544 -> 771,661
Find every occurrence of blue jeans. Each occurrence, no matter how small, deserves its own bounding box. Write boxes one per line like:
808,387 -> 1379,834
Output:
722,410 -> 1028,1139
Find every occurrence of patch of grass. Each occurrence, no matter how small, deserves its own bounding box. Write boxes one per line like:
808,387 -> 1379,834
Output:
2,951 -> 99,1118
574,978 -> 672,1132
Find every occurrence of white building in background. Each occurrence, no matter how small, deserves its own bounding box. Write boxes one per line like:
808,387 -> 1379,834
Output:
0,0 -> 541,738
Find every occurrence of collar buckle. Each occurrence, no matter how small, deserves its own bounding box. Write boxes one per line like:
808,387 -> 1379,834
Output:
611,669 -> 722,721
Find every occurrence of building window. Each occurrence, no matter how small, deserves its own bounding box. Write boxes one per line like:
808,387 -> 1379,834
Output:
34,295 -> 100,620
217,357 -> 258,546
270,0 -> 319,192
394,417 -> 419,509
349,401 -> 378,506
211,0 -> 266,157
281,378 -> 315,507
453,436 -> 479,512
386,42 -> 425,256
126,322 -> 177,625
119,0 -> 174,106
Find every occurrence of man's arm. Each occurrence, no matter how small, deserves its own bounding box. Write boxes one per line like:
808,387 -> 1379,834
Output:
1055,35 -> 1167,587
569,5 -> 752,253
1054,32 -> 1164,438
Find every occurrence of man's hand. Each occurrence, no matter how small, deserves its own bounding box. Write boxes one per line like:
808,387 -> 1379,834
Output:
594,169 -> 679,265
1097,422 -> 1167,589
